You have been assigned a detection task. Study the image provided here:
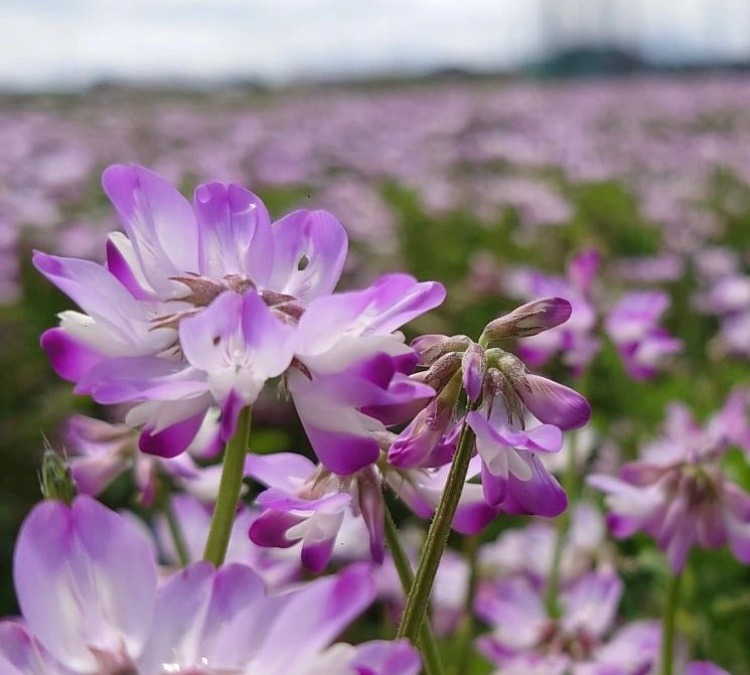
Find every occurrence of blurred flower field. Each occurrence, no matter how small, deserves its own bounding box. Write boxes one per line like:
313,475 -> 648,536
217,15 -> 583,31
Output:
2,74 -> 750,672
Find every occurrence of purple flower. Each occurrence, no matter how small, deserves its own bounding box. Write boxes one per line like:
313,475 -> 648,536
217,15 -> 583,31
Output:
154,494 -> 302,588
505,251 -> 602,375
36,165 -> 445,463
605,290 -> 683,380
289,275 -> 443,474
247,452 -> 386,572
12,496 -> 157,672
479,501 -> 606,584
589,399 -> 750,572
387,384 -> 461,469
386,456 -> 501,535
3,495 -> 419,674
35,165 -> 346,456
63,412 -> 222,505
476,570 -> 656,673
577,620 -> 661,675
468,407 -> 567,517
385,298 -> 589,521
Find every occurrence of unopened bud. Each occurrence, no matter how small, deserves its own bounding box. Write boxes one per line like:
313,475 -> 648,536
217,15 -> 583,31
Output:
480,297 -> 572,344
40,447 -> 77,504
492,351 -> 528,382
411,334 -> 471,366
462,342 -> 486,403
419,352 -> 463,392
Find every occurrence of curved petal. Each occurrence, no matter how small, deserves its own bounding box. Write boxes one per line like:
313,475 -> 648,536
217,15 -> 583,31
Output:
267,209 -> 348,303
250,564 -> 375,672
347,640 -> 421,675
194,181 -> 273,281
40,328 -> 104,382
179,290 -> 294,411
138,562 -> 265,673
139,411 -> 207,458
560,571 -> 623,639
499,453 -> 568,517
14,497 -> 157,671
245,453 -> 319,492
0,622 -> 74,675
516,374 -> 591,430
296,275 -> 445,356
33,252 -> 170,355
102,164 -> 199,295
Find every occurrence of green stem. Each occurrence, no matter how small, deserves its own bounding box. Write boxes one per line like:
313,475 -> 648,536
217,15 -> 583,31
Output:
660,571 -> 682,675
545,428 -> 579,617
163,493 -> 191,567
451,534 -> 480,675
383,508 -> 443,675
203,406 -> 252,566
397,414 -> 477,644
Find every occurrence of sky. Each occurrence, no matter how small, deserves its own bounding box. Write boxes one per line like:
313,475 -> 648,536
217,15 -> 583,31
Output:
2,0 -> 750,91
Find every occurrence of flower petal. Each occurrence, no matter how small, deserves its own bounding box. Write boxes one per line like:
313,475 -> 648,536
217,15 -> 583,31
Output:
14,497 -> 157,671
267,209 -> 348,303
516,374 -> 591,430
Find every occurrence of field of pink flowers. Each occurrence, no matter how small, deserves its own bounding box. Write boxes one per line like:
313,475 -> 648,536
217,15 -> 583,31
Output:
1,74 -> 750,674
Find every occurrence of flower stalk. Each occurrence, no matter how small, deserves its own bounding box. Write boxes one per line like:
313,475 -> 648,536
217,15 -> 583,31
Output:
660,571 -> 682,675
203,406 -> 252,566
383,507 -> 443,675
397,411 -> 477,644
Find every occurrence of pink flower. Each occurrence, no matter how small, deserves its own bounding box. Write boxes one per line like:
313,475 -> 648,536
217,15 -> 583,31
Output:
589,399 -> 750,572
3,495 -> 419,674
605,291 -> 682,380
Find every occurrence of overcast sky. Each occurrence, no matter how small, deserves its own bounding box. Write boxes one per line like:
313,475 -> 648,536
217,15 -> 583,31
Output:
2,0 -> 750,91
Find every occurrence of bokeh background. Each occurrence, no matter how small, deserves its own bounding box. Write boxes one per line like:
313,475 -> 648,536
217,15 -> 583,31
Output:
3,1 -> 750,670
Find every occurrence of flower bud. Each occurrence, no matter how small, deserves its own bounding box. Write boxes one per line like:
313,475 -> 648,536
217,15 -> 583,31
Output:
481,297 -> 572,344
40,447 -> 77,504
462,342 -> 486,403
418,351 -> 462,392
411,334 -> 471,366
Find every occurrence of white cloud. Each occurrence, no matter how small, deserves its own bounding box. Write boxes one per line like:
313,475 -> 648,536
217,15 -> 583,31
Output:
0,0 -> 748,91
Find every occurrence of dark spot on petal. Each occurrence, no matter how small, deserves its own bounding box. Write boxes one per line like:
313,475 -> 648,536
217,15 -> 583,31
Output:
297,254 -> 310,271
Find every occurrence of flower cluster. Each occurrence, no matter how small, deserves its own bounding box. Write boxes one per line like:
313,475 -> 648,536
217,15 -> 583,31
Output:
36,165 -> 443,463
1,496 -> 418,674
20,165 -> 600,673
502,249 -> 683,379
589,392 -> 750,572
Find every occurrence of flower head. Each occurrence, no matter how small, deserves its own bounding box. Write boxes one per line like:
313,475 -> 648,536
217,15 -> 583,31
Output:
589,398 -> 750,572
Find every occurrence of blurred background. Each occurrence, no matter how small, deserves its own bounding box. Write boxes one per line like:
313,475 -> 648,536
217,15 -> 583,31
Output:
3,1 -> 750,670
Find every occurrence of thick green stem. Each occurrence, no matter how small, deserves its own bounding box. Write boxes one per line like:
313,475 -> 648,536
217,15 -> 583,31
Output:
383,508 -> 443,675
660,571 -> 682,675
451,534 -> 480,675
163,493 -> 191,567
203,407 -> 252,566
397,416 -> 476,644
